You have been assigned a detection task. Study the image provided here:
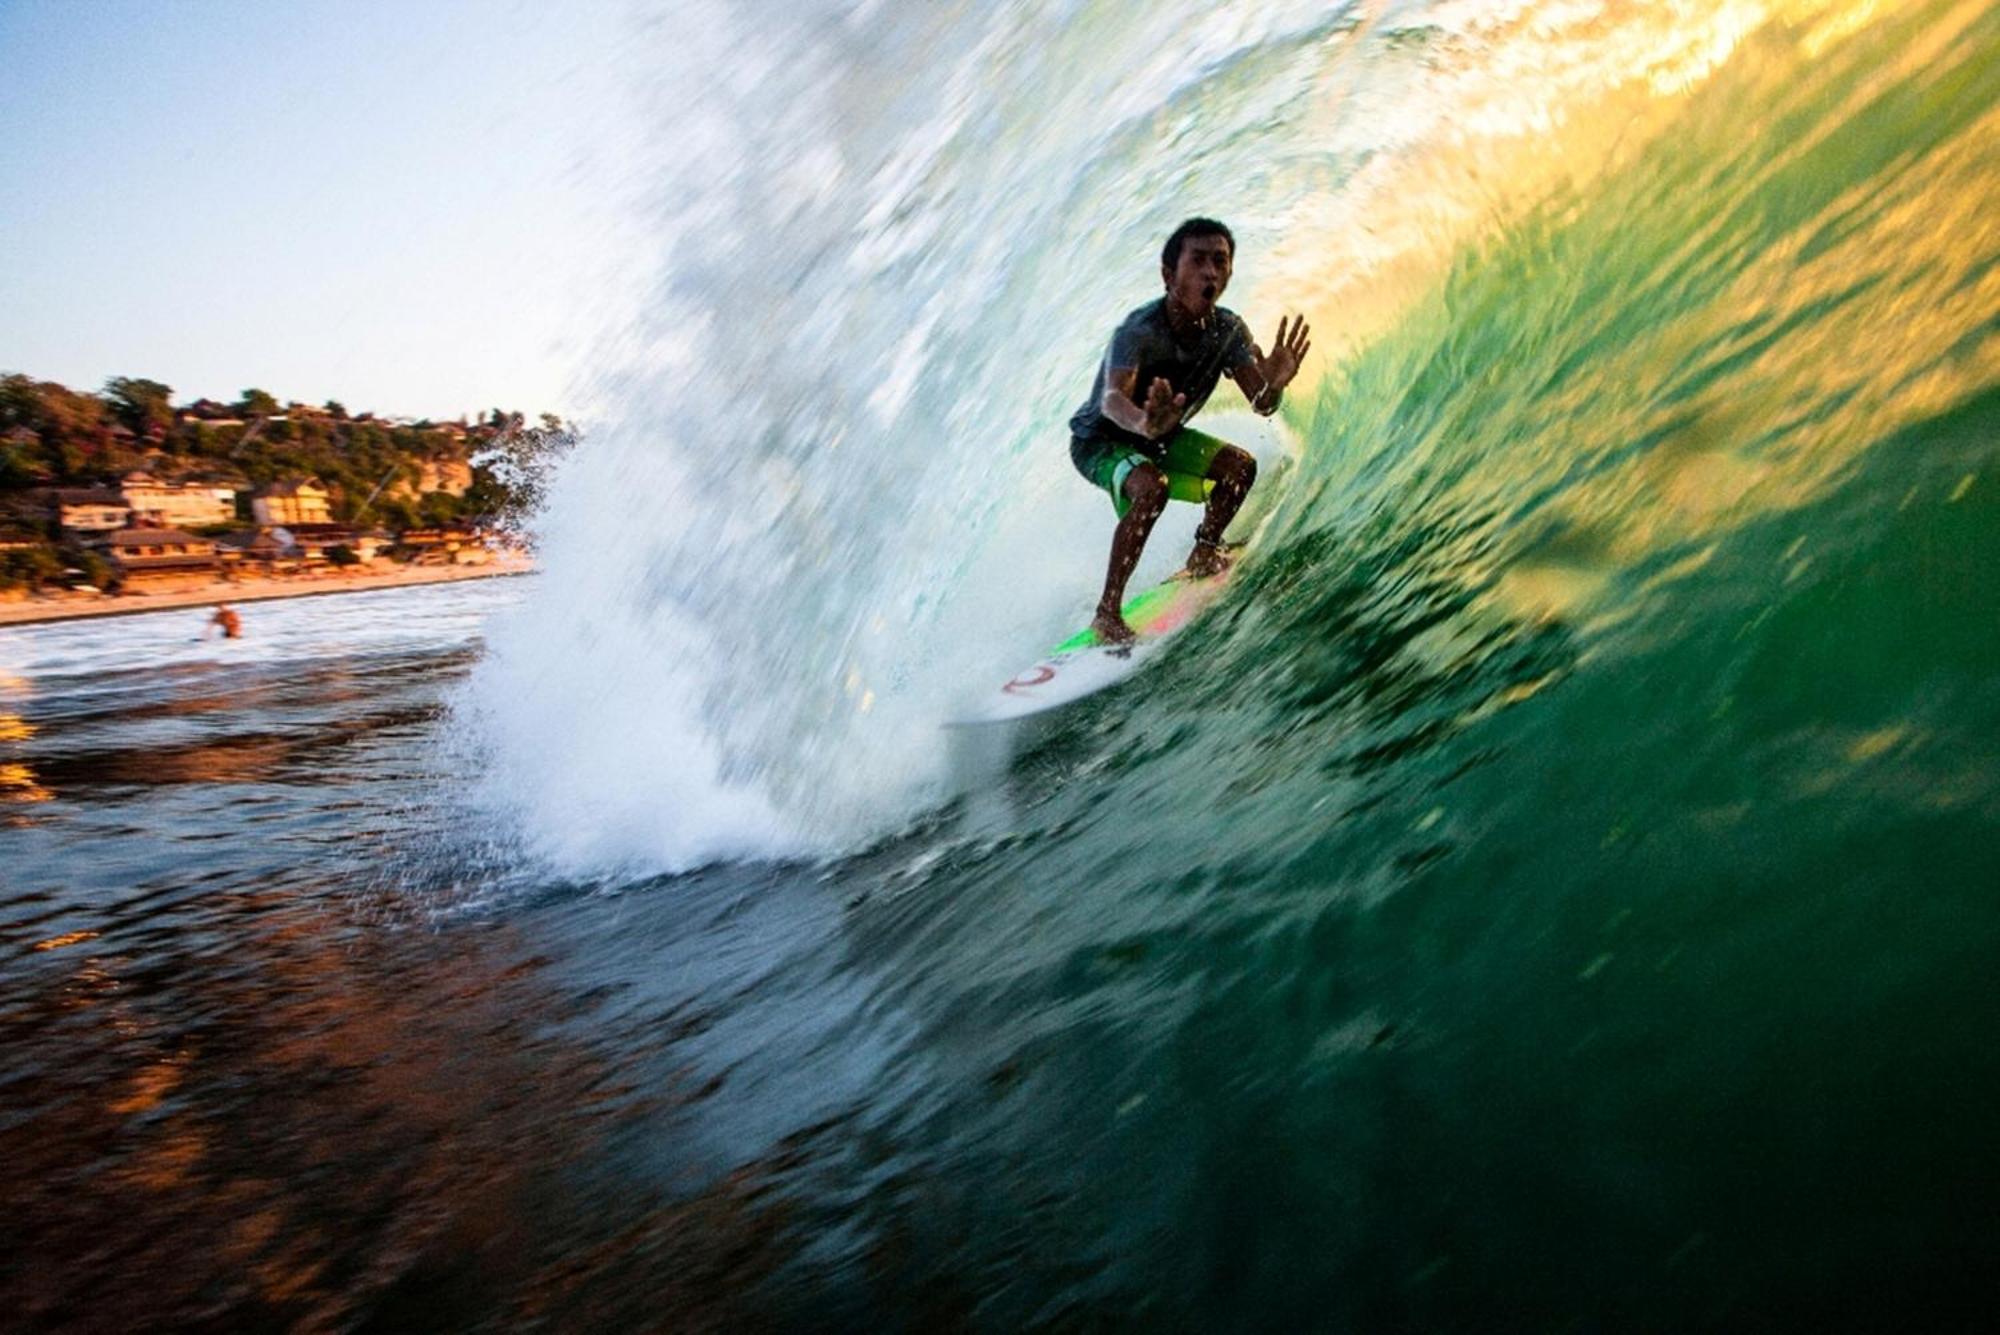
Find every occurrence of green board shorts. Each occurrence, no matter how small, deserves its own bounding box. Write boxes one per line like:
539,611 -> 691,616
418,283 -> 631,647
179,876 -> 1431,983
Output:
1071,428 -> 1229,518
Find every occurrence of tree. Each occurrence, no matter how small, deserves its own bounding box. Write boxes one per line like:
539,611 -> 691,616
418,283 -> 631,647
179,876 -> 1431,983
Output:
0,374 -> 38,431
0,442 -> 44,487
0,377 -> 110,479
417,490 -> 461,526
237,388 -> 279,418
466,411 -> 574,529
2,545 -> 62,591
103,377 -> 175,439
323,400 -> 348,420
75,549 -> 112,589
373,495 -> 418,532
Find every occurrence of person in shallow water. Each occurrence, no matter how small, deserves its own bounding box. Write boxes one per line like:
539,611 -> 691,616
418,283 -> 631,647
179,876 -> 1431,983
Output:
209,604 -> 242,639
1068,216 -> 1311,645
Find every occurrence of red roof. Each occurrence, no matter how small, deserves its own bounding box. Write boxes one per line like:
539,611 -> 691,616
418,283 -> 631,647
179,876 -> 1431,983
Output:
101,526 -> 207,548
112,553 -> 224,573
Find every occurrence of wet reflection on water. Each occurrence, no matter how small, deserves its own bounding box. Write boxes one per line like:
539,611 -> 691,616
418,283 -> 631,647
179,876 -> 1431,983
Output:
1,878 -> 803,1329
0,585 -> 807,1330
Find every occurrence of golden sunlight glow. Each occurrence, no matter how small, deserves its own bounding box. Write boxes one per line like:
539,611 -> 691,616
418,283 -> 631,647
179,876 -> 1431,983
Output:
1256,0 -> 1922,398
0,762 -> 52,804
1253,0 -> 1989,628
33,930 -> 99,952
108,1057 -> 189,1116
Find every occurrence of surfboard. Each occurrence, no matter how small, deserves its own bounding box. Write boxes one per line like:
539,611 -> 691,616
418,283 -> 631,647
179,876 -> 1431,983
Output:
950,562 -> 1236,726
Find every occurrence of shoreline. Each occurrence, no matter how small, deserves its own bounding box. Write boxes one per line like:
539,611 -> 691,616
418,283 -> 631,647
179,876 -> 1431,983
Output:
0,557 -> 536,628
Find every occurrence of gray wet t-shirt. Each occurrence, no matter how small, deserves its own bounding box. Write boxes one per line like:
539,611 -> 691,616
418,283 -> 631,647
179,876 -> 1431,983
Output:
1068,298 -> 1256,455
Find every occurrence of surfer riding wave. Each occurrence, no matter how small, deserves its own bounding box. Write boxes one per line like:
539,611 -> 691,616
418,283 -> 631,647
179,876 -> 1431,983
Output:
1068,217 -> 1311,645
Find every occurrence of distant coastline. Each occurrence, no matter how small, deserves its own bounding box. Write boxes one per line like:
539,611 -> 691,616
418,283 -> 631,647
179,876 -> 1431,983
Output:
0,553 -> 535,628
3,374 -> 574,612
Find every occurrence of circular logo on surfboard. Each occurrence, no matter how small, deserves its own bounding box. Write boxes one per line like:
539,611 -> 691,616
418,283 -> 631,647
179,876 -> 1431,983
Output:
1002,664 -> 1057,695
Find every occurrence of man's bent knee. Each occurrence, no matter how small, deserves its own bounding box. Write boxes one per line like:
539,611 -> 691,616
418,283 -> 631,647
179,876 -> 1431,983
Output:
1210,446 -> 1256,490
1123,463 -> 1169,514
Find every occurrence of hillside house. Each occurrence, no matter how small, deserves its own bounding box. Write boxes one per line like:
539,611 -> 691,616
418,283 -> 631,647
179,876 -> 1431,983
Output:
49,489 -> 133,536
120,473 -> 237,529
93,523 -> 222,590
251,478 -> 333,526
398,526 -> 488,566
216,529 -> 298,572
279,523 -> 391,564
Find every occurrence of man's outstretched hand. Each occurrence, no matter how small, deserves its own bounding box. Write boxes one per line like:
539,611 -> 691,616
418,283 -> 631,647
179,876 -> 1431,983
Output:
1143,376 -> 1187,441
1258,314 -> 1312,393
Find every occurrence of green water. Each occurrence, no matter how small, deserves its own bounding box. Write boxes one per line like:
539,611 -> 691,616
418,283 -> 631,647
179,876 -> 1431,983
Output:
791,5 -> 2000,1325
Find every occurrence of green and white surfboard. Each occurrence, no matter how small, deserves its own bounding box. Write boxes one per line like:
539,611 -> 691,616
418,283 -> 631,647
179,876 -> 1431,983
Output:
950,563 -> 1236,726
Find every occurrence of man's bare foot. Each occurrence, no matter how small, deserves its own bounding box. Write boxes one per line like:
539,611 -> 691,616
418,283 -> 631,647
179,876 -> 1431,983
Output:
1091,607 -> 1137,647
1181,539 -> 1238,580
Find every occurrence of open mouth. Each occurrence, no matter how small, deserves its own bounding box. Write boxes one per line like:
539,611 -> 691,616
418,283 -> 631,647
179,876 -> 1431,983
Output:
1200,283 -> 1218,302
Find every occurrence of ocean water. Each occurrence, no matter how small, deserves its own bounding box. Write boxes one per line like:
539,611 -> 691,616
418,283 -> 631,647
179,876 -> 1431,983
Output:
6,0 -> 2000,1328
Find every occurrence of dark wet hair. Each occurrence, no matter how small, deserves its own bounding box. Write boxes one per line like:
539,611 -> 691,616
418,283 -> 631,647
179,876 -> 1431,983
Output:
1161,217 -> 1235,271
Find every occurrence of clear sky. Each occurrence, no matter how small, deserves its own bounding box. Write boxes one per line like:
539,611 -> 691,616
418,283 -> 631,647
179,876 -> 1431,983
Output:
0,0 -> 634,421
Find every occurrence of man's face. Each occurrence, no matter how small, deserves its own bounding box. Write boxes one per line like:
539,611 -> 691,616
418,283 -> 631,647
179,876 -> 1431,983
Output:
1164,235 -> 1233,318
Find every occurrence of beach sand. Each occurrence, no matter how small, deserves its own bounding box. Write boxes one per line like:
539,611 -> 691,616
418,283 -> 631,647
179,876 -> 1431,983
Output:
0,555 -> 536,627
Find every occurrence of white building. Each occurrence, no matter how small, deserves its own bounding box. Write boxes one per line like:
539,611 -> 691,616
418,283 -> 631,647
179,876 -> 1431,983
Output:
51,488 -> 133,535
251,478 -> 333,526
120,473 -> 237,529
